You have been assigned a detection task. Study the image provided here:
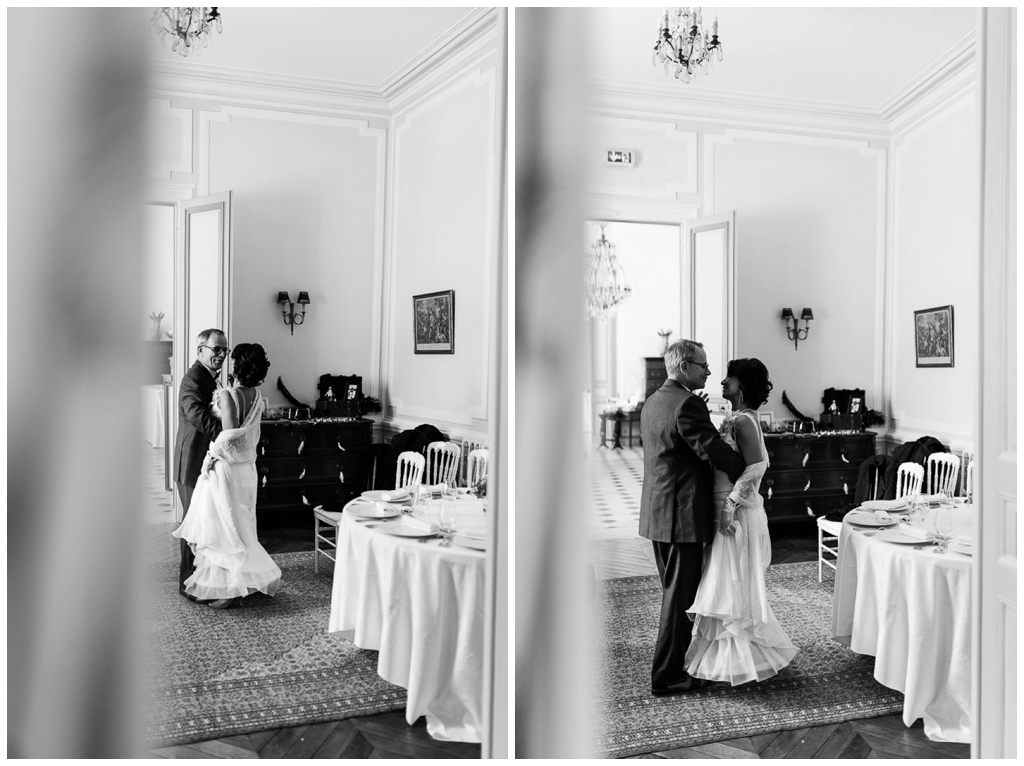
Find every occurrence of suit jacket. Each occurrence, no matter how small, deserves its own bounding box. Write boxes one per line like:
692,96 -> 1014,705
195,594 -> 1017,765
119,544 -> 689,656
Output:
173,361 -> 223,487
639,378 -> 746,543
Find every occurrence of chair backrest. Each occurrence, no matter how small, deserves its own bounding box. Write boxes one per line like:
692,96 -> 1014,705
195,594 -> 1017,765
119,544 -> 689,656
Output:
425,441 -> 461,486
467,448 -> 489,488
965,458 -> 975,499
959,449 -> 974,496
460,436 -> 488,486
396,451 -> 425,489
926,453 -> 960,496
364,443 -> 392,490
895,462 -> 924,499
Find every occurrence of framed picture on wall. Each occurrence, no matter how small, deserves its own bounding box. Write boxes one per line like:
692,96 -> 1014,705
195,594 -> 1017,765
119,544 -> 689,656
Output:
913,305 -> 954,368
413,290 -> 455,354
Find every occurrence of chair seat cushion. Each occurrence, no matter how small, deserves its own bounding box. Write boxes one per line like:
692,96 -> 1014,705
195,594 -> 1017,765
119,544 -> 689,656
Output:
816,517 -> 842,535
314,508 -> 343,524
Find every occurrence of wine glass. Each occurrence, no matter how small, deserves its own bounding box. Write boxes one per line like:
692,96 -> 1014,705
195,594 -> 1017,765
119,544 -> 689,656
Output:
933,506 -> 953,553
438,501 -> 458,547
442,482 -> 458,503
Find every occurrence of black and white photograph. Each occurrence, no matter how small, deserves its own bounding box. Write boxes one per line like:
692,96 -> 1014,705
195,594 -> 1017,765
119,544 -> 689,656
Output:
914,305 -> 955,367
515,6 -> 1015,761
9,7 -> 507,759
5,5 -> 1017,763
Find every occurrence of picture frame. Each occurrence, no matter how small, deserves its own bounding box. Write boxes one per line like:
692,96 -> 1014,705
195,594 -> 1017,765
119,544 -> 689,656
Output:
413,290 -> 455,354
758,411 -> 774,430
913,305 -> 954,368
848,394 -> 864,415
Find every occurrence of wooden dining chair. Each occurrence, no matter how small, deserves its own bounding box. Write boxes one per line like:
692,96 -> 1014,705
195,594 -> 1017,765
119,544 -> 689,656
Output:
467,448 -> 489,488
426,441 -> 461,487
964,459 -> 975,502
816,515 -> 842,584
926,453 -> 960,497
895,462 -> 924,499
396,451 -> 425,489
959,449 -> 974,497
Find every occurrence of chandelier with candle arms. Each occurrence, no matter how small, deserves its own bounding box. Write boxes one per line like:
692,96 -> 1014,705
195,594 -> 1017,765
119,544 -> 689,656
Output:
653,7 -> 723,84
585,222 -> 632,320
151,7 -> 223,58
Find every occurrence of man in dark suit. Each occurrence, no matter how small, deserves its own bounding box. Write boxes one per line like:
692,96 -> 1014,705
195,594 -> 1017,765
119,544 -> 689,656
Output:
173,328 -> 228,600
639,339 -> 745,695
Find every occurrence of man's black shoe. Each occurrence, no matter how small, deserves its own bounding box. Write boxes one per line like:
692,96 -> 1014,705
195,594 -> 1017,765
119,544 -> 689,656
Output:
651,675 -> 711,696
179,588 -> 198,602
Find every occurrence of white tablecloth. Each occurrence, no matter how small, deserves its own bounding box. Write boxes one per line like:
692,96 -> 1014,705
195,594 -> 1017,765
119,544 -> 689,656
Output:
832,505 -> 973,742
142,384 -> 166,447
328,497 -> 487,742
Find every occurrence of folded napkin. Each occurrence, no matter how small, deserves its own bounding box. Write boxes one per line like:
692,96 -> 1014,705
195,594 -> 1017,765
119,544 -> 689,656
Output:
459,524 -> 488,540
380,489 -> 410,502
401,516 -> 438,533
861,499 -> 909,512
898,523 -> 934,540
956,535 -> 974,546
873,511 -> 894,524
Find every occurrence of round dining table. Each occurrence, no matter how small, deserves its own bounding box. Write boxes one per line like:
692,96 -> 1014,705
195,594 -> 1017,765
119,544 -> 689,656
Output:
327,494 -> 487,743
831,504 -> 974,743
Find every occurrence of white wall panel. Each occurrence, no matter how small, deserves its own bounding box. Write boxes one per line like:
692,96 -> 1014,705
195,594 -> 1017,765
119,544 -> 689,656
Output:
205,110 -> 385,406
387,60 -> 497,432
890,95 -> 977,445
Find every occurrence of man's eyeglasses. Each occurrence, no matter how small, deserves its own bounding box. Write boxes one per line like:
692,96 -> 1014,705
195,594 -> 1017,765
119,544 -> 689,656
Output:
683,359 -> 710,373
201,345 -> 230,357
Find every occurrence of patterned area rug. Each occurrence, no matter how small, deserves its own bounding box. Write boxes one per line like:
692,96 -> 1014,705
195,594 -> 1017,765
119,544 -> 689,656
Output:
598,561 -> 904,758
145,552 -> 406,748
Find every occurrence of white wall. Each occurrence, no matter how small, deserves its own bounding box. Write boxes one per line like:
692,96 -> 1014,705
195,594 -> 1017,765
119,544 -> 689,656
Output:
711,132 -> 884,422
385,56 -> 498,440
889,93 -> 978,451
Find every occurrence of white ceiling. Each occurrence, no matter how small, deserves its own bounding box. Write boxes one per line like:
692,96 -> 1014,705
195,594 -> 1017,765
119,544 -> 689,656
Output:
146,7 -> 477,87
587,7 -> 976,109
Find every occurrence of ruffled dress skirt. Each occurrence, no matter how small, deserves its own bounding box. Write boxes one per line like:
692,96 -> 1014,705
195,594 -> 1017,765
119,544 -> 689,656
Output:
684,494 -> 798,685
175,461 -> 281,601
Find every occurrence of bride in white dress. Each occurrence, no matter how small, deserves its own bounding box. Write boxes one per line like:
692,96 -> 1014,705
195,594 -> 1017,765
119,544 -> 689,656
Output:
173,343 -> 281,608
685,358 -> 798,684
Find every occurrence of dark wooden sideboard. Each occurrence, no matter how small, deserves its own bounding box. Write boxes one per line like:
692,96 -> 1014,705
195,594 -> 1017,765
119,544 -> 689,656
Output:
761,431 -> 876,523
645,356 -> 667,400
255,419 -> 374,512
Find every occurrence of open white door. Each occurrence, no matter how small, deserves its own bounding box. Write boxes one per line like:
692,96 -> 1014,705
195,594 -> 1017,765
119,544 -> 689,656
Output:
683,211 -> 736,412
171,191 -> 232,521
973,8 -> 1016,758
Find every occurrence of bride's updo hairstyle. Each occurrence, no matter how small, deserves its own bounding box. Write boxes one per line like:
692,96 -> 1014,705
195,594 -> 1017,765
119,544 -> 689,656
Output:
728,357 -> 773,408
230,343 -> 271,387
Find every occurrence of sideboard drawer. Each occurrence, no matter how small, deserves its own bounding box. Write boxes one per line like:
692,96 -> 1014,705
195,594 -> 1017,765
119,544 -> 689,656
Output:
762,432 -> 876,525
761,467 -> 859,496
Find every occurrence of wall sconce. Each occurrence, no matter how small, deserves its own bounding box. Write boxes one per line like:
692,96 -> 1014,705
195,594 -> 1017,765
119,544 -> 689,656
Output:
781,307 -> 813,349
278,291 -> 310,335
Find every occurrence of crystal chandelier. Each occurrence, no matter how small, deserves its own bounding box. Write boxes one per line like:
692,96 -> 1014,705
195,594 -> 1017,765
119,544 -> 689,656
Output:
653,7 -> 723,84
585,222 -> 632,320
151,7 -> 223,58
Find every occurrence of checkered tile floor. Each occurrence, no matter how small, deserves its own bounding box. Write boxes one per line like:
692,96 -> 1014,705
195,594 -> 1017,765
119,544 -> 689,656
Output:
585,444 -> 659,580
143,444 -> 175,525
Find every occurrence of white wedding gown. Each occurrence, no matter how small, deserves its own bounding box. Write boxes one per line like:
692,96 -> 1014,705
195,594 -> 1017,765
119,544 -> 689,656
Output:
684,410 -> 798,685
173,387 -> 281,600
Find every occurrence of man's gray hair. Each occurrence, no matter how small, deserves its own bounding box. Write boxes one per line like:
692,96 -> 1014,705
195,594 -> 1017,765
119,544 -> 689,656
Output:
195,328 -> 226,348
664,339 -> 703,376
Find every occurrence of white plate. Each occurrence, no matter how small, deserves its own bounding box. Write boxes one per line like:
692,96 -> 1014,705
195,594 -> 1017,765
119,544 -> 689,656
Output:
361,489 -> 411,504
845,510 -> 898,527
378,522 -> 439,537
877,529 -> 935,545
860,500 -> 910,512
948,541 -> 973,556
454,534 -> 487,550
346,502 -> 401,519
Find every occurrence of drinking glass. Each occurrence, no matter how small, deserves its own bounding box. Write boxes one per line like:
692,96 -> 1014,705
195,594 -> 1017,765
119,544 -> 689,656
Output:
933,506 -> 953,553
438,501 -> 458,547
442,482 -> 459,503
